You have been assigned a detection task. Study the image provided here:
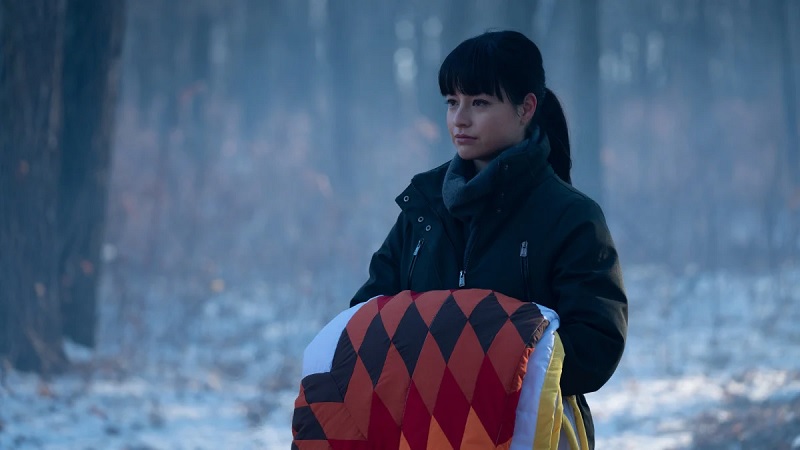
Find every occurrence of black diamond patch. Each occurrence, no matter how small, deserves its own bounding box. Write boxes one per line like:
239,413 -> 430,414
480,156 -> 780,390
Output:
292,405 -> 326,440
391,302 -> 429,376
302,372 -> 344,403
429,294 -> 468,362
468,292 -> 509,352
331,330 -> 357,395
510,304 -> 546,345
357,314 -> 391,387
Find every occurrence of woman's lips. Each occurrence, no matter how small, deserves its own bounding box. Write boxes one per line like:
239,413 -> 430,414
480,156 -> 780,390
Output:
454,134 -> 477,144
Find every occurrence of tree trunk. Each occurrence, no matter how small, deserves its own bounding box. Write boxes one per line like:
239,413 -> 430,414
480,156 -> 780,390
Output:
0,0 -> 69,373
58,0 -> 126,348
327,0 -> 358,195
504,0 -> 537,36
229,0 -> 272,140
688,0 -> 722,269
572,0 -> 603,205
777,0 -> 799,181
778,0 -> 799,261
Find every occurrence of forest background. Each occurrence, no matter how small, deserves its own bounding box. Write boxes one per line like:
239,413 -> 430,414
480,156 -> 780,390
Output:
1,1 -> 799,448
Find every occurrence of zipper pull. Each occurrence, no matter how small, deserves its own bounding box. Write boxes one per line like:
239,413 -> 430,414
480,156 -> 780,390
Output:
459,270 -> 465,287
407,239 -> 424,290
521,241 -> 531,302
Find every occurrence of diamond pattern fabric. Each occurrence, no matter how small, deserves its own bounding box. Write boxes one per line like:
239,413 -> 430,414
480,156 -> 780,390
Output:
392,302 -> 428,376
428,294 -> 469,363
293,289 -> 549,449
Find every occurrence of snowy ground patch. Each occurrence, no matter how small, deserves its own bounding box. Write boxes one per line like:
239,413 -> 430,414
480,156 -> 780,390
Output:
1,266 -> 799,449
589,265 -> 800,450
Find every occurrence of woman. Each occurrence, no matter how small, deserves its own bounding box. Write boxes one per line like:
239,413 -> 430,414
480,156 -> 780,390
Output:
349,30 -> 627,448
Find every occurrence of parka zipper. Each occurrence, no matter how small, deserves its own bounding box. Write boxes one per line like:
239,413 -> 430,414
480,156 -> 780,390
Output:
459,247 -> 473,288
459,240 -> 473,288
520,241 -> 531,302
459,224 -> 478,288
407,238 -> 424,289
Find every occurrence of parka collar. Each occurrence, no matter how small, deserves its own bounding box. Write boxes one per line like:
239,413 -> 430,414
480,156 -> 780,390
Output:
396,132 -> 554,212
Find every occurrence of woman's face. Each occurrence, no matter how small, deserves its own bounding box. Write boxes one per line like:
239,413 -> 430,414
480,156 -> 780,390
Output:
446,91 -> 535,169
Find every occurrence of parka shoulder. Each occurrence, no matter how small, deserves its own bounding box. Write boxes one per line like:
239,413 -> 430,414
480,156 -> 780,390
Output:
394,160 -> 450,209
536,171 -> 607,224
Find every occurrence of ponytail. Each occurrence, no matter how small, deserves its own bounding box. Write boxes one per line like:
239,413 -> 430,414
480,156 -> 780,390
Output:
537,88 -> 572,185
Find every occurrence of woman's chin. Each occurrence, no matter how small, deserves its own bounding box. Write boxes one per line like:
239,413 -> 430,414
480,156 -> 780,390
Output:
457,146 -> 501,162
456,148 -> 481,160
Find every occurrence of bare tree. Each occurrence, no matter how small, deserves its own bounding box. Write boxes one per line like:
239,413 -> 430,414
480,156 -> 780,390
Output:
0,0 -> 69,373
572,0 -> 603,205
0,0 -> 125,372
59,0 -> 126,348
327,0 -> 358,194
777,0 -> 799,260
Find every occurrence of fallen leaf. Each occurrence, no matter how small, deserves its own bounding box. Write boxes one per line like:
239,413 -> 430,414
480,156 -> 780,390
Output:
80,260 -> 94,275
37,382 -> 54,398
89,405 -> 108,420
210,278 -> 225,293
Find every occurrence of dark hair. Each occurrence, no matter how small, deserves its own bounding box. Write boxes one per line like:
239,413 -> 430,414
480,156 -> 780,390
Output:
438,30 -> 572,184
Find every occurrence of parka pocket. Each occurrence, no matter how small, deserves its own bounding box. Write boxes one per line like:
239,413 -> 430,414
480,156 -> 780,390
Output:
407,238 -> 424,289
520,241 -> 531,302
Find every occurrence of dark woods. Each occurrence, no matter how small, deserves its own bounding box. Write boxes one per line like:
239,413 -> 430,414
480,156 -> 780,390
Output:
1,0 -> 124,373
113,0 -> 800,281
600,1 -> 800,270
1,0 -> 798,373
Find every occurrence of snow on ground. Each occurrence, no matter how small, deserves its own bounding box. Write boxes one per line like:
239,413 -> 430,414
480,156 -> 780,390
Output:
1,265 -> 799,449
589,265 -> 800,449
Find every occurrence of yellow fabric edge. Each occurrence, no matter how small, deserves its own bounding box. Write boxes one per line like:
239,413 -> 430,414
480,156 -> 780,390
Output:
567,395 -> 590,450
533,332 -> 565,449
550,388 -> 563,448
560,410 -> 579,450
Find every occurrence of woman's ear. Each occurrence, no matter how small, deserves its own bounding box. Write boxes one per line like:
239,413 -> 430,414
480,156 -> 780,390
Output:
519,93 -> 538,125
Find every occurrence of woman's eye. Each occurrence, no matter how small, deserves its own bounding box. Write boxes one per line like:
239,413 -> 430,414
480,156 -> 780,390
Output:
446,99 -> 457,106
473,99 -> 489,106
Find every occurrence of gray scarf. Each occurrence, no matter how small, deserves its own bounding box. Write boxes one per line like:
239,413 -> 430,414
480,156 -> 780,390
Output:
441,137 -> 532,223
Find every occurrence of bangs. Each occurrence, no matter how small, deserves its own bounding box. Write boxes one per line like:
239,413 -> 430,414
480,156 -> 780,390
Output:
438,37 -> 507,101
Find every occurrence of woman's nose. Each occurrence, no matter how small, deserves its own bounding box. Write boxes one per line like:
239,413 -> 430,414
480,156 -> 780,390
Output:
453,106 -> 470,127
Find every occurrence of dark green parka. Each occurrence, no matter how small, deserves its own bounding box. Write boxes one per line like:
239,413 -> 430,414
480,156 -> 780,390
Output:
350,133 -> 628,448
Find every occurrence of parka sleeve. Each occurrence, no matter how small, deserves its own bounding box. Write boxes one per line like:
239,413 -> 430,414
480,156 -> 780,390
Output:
349,212 -> 405,307
551,199 -> 628,396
